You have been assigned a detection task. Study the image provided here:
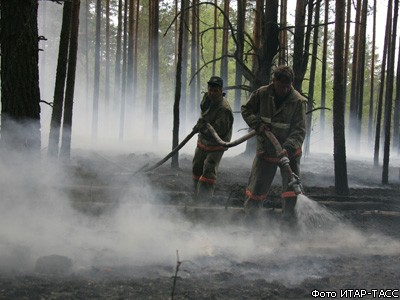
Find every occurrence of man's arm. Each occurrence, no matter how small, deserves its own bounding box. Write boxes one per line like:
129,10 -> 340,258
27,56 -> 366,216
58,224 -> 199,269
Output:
282,100 -> 307,155
241,90 -> 262,130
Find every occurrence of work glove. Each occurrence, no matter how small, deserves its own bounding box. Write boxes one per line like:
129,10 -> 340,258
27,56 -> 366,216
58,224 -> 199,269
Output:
277,148 -> 288,158
252,116 -> 271,134
193,118 -> 207,133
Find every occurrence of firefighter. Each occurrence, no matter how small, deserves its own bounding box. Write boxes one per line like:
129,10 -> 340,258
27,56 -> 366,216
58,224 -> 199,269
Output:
192,76 -> 234,202
241,65 -> 307,222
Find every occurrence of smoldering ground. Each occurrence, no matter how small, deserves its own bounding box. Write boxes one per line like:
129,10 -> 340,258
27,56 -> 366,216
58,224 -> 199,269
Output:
0,151 -> 399,290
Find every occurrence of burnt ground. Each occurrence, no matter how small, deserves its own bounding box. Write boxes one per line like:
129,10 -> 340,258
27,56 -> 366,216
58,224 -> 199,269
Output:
0,150 -> 400,299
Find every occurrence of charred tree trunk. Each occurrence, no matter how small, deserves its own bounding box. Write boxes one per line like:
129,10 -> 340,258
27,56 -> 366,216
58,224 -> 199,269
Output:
278,0 -> 288,65
212,0 -> 218,75
368,0 -> 377,145
220,0 -> 230,84
320,0 -> 329,139
92,0 -> 101,140
180,0 -> 189,131
292,0 -> 308,93
105,0 -> 110,113
333,0 -> 349,195
393,34 -> 400,153
152,0 -> 160,142
127,0 -> 135,115
354,0 -> 368,151
234,0 -> 246,111
145,0 -> 154,121
343,0 -> 351,115
60,0 -> 80,160
1,0 -> 41,154
304,0 -> 320,156
133,0 -> 140,103
374,0 -> 392,166
48,0 -> 72,159
190,0 -> 199,116
172,0 -> 186,169
348,0 -> 362,146
382,0 -> 398,184
113,0 -> 123,112
119,0 -> 128,141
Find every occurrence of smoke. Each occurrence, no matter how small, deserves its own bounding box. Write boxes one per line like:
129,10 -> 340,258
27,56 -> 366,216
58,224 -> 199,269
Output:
0,149 -> 399,286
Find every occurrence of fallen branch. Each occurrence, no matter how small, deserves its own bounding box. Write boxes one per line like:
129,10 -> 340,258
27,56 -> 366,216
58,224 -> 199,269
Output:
171,250 -> 182,300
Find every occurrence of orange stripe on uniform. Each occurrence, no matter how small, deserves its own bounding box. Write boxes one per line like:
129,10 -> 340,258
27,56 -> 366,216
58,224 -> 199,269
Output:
199,176 -> 216,185
245,188 -> 267,201
281,191 -> 297,198
256,152 -> 280,163
192,174 -> 201,180
197,142 -> 227,152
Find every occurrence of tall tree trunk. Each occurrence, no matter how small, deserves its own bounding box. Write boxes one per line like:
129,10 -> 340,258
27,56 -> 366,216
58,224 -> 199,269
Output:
343,0 -> 351,115
368,0 -> 376,145
180,0 -> 190,131
304,0 -> 320,156
152,0 -> 160,142
212,0 -> 218,75
382,0 -> 398,184
354,0 -> 368,151
333,0 -> 349,195
172,0 -> 186,169
48,0 -> 72,159
133,0 -> 140,103
374,0 -> 392,166
127,0 -> 135,114
220,0 -> 230,84
85,0 -> 90,115
119,0 -> 128,141
234,0 -> 246,111
348,0 -> 362,144
190,0 -> 199,116
92,0 -> 101,140
393,34 -> 400,153
105,0 -> 110,113
251,0 -> 262,88
195,3 -> 201,115
113,0 -> 123,113
39,1 -> 47,94
278,0 -> 288,65
1,0 -> 41,154
292,0 -> 307,92
145,0 -> 154,120
60,0 -> 80,160
320,0 -> 328,139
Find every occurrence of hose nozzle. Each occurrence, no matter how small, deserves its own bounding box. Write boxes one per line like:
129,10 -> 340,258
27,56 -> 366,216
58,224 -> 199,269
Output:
288,173 -> 304,195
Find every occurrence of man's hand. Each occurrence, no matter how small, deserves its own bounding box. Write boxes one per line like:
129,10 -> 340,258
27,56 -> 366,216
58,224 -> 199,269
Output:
256,122 -> 270,134
193,118 -> 207,133
277,148 -> 288,158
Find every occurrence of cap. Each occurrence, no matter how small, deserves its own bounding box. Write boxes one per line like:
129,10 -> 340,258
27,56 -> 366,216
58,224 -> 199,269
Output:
207,76 -> 223,87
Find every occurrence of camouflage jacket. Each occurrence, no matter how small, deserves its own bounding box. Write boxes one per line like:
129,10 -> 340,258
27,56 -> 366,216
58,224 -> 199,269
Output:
241,84 -> 307,159
197,93 -> 233,151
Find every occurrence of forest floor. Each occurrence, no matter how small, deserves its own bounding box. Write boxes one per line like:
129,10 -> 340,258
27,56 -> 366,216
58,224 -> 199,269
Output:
0,149 -> 400,299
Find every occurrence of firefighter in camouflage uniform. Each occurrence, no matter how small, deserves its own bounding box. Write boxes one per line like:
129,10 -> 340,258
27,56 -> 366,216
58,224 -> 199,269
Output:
241,65 -> 307,221
192,76 -> 234,202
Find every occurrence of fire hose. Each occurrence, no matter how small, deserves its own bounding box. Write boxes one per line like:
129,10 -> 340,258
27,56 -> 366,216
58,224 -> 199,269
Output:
139,130 -> 197,173
205,123 -> 304,196
140,122 -> 304,197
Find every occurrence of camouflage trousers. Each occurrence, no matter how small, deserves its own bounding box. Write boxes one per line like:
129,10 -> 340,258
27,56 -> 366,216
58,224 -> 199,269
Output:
244,154 -> 301,218
192,147 -> 224,202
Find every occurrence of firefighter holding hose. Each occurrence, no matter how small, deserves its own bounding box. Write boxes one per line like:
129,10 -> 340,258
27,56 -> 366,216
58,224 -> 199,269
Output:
241,65 -> 307,223
192,76 -> 234,202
